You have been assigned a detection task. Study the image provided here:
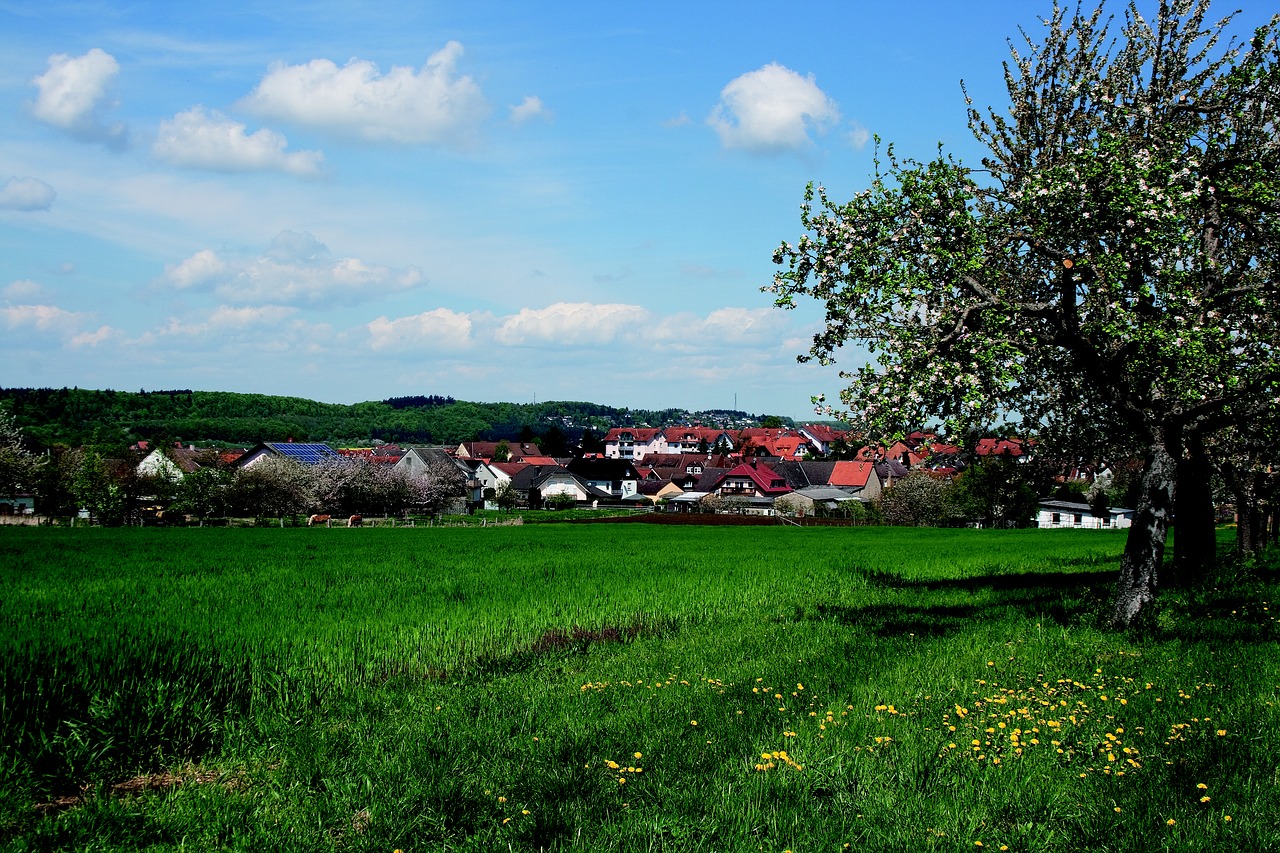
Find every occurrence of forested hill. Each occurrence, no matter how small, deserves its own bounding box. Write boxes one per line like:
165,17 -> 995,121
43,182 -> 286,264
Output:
0,387 -> 784,450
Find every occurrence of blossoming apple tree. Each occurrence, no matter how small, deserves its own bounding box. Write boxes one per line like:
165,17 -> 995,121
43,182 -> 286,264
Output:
769,0 -> 1280,626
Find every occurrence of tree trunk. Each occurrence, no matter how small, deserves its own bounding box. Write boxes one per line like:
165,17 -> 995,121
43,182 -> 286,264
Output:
1111,439 -> 1178,629
1171,446 -> 1215,586
1234,496 -> 1255,553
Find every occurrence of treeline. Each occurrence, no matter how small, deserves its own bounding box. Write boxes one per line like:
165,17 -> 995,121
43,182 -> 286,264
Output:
0,387 -> 781,450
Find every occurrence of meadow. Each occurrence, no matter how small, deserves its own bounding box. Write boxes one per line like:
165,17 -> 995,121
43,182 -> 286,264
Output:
1,524 -> 1277,852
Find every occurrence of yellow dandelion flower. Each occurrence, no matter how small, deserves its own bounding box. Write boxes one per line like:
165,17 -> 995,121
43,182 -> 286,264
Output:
1224,815 -> 1232,822
1114,807 -> 1122,813
1166,819 -> 1176,826
690,720 -> 698,726
634,752 -> 642,759
1217,729 -> 1227,736
1200,796 -> 1211,803
1196,783 -> 1208,790
497,796 -> 507,803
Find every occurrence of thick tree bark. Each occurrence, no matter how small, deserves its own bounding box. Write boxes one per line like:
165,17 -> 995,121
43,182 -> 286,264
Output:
1171,445 -> 1216,586
1111,438 -> 1178,629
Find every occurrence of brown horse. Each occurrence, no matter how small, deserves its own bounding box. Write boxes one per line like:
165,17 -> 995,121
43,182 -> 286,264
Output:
308,514 -> 331,527
348,515 -> 363,527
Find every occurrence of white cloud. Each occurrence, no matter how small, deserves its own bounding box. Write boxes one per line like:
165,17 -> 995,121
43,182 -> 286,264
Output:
1,303 -> 85,334
153,106 -> 324,176
509,95 -> 549,125
367,308 -> 473,351
30,48 -> 127,148
708,62 -> 839,152
69,325 -> 123,348
153,304 -> 299,339
165,248 -> 226,289
0,176 -> 56,211
4,280 -> 47,301
240,41 -> 490,146
847,121 -> 870,150
162,232 -> 424,306
495,302 -> 651,347
207,304 -> 298,329
699,307 -> 789,342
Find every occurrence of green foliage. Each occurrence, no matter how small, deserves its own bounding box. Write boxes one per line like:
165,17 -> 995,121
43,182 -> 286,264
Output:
0,388 -> 777,451
950,458 -> 1043,528
542,492 -> 577,510
171,467 -> 231,521
878,470 -> 951,527
68,450 -> 127,526
492,480 -> 521,511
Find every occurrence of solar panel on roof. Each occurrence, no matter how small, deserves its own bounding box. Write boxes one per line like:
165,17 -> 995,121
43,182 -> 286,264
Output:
265,443 -> 340,465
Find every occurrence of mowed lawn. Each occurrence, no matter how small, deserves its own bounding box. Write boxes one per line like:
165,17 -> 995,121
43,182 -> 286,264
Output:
1,525 -> 1277,852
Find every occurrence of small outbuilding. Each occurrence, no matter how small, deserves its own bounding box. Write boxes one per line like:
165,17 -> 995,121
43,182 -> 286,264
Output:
1034,500 -> 1133,529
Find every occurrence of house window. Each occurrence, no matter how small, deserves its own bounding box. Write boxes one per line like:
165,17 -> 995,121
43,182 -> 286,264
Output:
1051,512 -> 1061,524
1074,513 -> 1083,525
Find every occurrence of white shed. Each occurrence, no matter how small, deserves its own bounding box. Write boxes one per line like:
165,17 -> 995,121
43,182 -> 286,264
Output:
1035,500 -> 1133,529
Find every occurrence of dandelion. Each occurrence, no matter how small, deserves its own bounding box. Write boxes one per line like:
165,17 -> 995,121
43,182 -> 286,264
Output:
522,809 -> 530,815
1224,815 -> 1232,822
690,720 -> 698,726
634,752 -> 643,759
1217,729 -> 1227,736
1200,796 -> 1211,803
1196,783 -> 1207,790
1166,819 -> 1176,826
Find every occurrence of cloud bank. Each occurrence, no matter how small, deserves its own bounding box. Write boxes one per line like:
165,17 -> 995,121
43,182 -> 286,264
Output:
164,231 -> 424,306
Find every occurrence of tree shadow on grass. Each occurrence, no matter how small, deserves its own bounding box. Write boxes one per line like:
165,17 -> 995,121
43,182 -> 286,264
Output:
815,568 -> 1117,638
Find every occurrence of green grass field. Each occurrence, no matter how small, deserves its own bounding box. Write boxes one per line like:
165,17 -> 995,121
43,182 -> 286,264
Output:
1,525 -> 1277,851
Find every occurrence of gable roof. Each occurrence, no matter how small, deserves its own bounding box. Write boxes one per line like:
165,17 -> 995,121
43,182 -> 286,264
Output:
236,442 -> 340,467
829,460 -> 876,489
603,427 -> 663,442
799,423 -> 847,444
457,441 -> 542,461
712,462 -> 792,495
566,457 -> 642,481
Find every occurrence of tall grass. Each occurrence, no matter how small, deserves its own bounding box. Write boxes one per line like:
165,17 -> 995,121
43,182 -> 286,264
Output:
2,525 -> 1276,851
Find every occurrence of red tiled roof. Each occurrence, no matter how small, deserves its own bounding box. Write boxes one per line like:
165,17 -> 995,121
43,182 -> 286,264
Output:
829,460 -> 875,488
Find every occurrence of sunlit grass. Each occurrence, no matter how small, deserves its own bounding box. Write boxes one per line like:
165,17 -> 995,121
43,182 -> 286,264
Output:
1,525 -> 1276,851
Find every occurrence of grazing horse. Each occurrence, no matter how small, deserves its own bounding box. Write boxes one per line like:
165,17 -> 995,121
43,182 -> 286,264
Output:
348,514 -> 363,528
308,514 -> 331,527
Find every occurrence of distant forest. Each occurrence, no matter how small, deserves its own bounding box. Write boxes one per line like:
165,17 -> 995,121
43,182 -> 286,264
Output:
0,387 -> 792,451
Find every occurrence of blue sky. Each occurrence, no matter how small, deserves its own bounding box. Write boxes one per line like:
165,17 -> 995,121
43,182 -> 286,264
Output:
1,1 -> 1269,418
